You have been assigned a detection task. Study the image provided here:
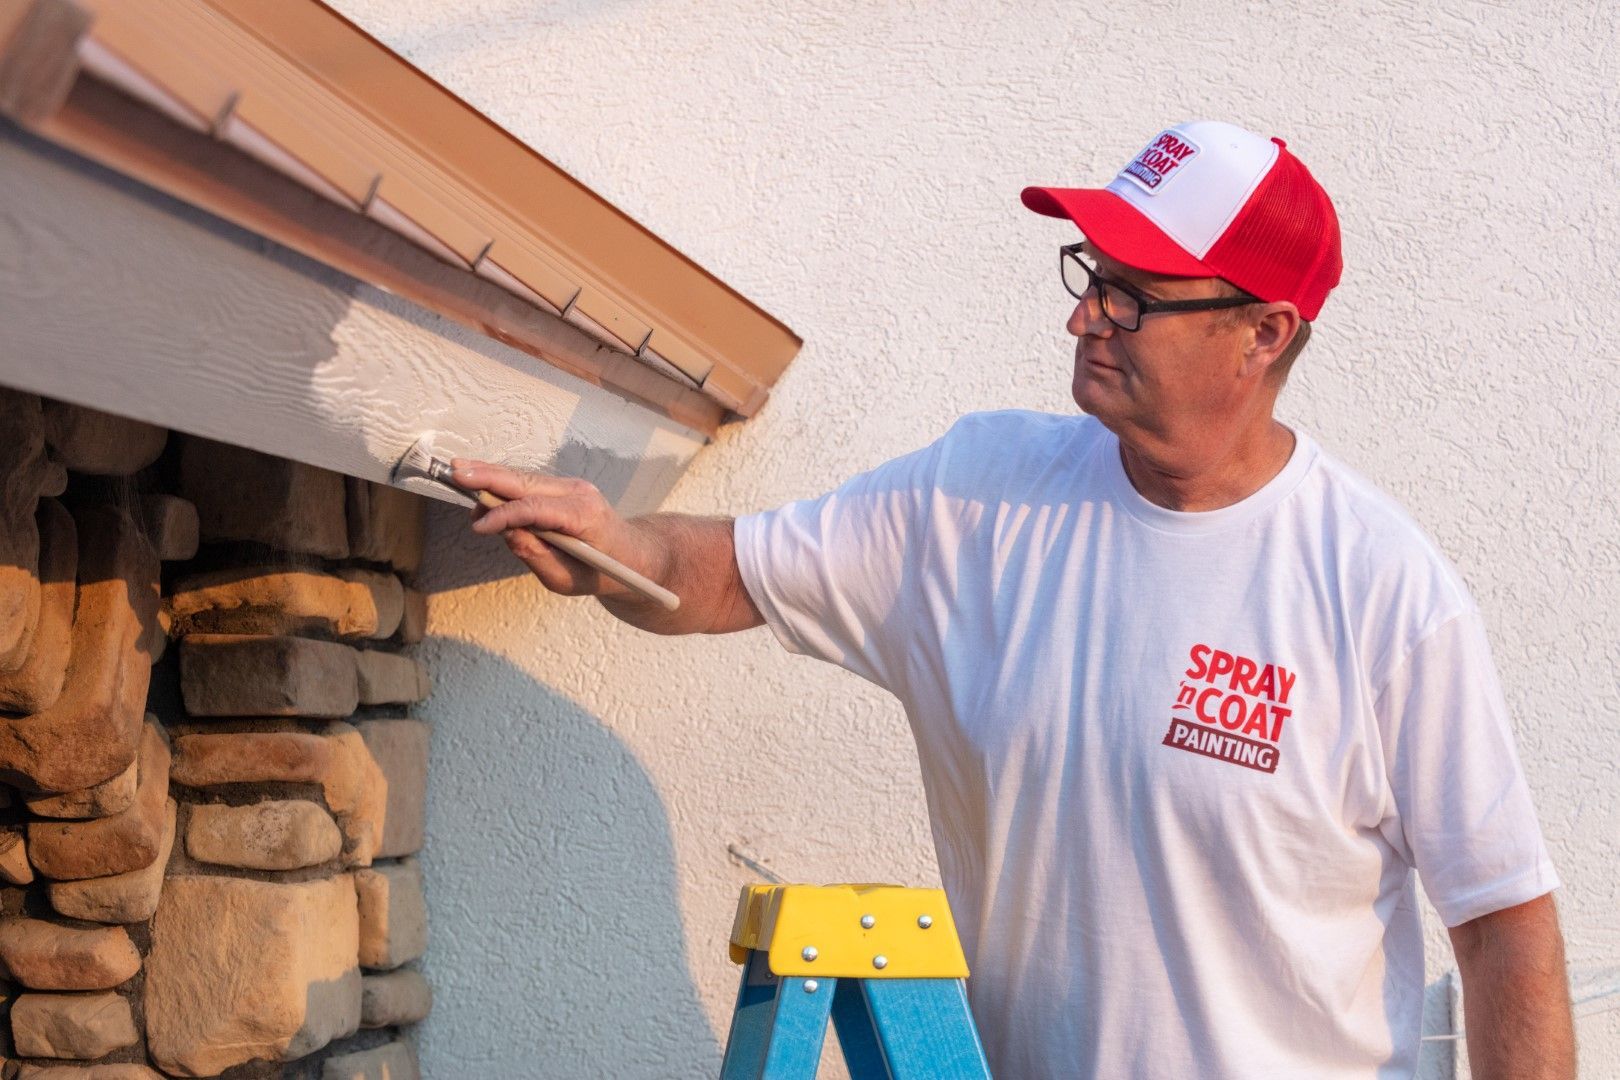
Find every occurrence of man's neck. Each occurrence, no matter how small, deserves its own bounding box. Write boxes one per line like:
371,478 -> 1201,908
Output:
1118,418 -> 1297,512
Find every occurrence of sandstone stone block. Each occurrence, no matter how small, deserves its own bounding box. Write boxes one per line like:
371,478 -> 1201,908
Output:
0,827 -> 32,884
322,1039 -> 420,1080
0,500 -> 75,711
41,459 -> 70,497
48,799 -> 176,923
171,722 -> 385,867
345,478 -> 425,576
40,401 -> 166,476
140,602 -> 168,666
0,921 -> 140,990
354,859 -> 426,970
332,569 -> 404,640
180,634 -> 359,718
167,565 -> 401,640
16,1065 -> 166,1079
0,541 -> 40,675
10,991 -> 138,1059
356,720 -> 427,860
395,587 -> 426,645
0,391 -> 57,662
27,752 -> 138,820
144,874 -> 361,1076
360,968 -> 432,1028
138,493 -> 199,561
179,437 -> 349,558
28,721 -> 169,880
186,800 -> 342,871
353,651 -> 430,706
0,506 -> 157,794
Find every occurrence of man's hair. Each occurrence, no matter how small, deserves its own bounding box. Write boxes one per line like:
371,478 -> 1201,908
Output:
1211,280 -> 1311,386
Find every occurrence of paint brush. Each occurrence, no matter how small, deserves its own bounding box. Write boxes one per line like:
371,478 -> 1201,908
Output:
390,435 -> 680,613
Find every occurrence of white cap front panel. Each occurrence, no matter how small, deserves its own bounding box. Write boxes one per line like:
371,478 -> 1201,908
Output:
1105,120 -> 1280,259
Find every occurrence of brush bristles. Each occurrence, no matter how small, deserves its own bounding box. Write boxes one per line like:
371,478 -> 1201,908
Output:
391,436 -> 452,487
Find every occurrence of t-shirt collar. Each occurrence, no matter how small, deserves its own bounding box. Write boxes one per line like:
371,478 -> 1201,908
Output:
1099,423 -> 1318,535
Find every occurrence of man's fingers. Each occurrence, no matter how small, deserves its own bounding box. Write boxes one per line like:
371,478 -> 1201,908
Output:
452,458 -> 578,502
469,494 -> 584,537
452,460 -> 620,598
503,528 -> 599,595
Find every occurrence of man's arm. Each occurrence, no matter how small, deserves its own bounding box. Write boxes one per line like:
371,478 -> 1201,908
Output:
450,459 -> 764,636
1448,892 -> 1575,1079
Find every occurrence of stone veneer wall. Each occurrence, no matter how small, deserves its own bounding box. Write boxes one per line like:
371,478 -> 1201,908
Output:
0,389 -> 433,1079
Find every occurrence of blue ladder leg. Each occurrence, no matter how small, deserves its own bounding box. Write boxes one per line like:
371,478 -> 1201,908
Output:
720,948 -> 837,1079
858,979 -> 993,1079
829,977 -> 890,1080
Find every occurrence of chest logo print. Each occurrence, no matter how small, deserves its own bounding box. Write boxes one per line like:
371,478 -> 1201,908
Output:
1161,643 -> 1296,775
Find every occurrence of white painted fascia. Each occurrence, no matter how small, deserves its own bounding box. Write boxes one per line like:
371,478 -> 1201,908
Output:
0,123 -> 707,517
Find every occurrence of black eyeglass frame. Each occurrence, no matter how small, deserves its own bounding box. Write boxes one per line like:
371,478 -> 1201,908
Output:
1059,242 -> 1261,332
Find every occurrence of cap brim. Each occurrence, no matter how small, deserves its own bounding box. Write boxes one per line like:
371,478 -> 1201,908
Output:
1020,186 -> 1213,278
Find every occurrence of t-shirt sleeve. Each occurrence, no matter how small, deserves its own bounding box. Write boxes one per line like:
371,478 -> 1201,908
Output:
733,436 -> 945,690
1377,609 -> 1559,927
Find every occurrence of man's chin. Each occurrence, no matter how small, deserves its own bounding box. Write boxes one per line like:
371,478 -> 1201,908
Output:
1071,376 -> 1115,421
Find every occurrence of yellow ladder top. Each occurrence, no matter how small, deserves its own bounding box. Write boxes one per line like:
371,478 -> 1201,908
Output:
728,883 -> 969,979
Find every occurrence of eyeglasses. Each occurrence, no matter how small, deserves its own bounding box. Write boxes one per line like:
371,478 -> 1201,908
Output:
1059,242 -> 1261,332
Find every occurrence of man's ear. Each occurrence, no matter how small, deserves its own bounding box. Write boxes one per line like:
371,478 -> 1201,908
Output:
1242,302 -> 1301,379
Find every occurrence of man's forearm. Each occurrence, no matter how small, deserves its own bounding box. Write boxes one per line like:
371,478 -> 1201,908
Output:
1450,893 -> 1575,1079
604,513 -> 764,636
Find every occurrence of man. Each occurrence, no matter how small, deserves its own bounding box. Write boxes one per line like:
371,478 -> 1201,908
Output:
454,121 -> 1574,1078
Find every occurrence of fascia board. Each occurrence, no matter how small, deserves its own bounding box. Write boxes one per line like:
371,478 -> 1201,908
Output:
0,0 -> 85,123
68,0 -> 797,415
0,122 -> 709,518
195,0 -> 801,411
3,0 -> 799,417
31,75 -> 727,436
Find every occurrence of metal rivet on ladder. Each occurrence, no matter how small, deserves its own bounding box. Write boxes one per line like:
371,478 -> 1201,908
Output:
803,979 -> 819,993
872,955 -> 889,970
860,914 -> 876,929
801,946 -> 818,962
917,915 -> 934,929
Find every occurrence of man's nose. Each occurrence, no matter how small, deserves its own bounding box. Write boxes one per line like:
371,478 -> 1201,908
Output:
1067,292 -> 1113,339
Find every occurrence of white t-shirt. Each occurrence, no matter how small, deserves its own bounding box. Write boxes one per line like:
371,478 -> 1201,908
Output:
734,410 -> 1557,1080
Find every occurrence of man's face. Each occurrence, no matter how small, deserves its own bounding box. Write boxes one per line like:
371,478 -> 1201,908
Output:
1067,245 -> 1254,450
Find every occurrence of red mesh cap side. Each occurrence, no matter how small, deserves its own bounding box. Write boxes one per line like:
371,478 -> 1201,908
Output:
1204,140 -> 1343,321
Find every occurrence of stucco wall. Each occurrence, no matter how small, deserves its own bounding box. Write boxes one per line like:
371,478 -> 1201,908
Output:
327,2 -> 1619,1076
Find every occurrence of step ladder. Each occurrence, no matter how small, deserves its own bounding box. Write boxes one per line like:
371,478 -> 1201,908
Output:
720,883 -> 993,1079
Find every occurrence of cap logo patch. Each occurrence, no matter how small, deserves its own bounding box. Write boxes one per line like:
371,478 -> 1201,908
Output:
1120,130 -> 1201,194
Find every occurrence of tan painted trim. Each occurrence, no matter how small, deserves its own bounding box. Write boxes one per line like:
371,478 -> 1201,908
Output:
0,0 -> 86,124
24,0 -> 800,416
33,76 -> 727,436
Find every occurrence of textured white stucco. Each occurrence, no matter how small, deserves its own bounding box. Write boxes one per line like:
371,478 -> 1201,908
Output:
329,2 -> 1619,1076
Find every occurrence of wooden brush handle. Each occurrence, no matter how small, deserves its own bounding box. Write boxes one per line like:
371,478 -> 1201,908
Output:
471,489 -> 680,612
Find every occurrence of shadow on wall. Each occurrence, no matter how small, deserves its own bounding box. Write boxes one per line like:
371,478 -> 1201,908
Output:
411,634 -> 721,1078
416,501 -> 524,593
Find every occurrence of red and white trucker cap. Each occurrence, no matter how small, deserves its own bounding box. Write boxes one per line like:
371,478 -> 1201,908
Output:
1022,120 -> 1342,321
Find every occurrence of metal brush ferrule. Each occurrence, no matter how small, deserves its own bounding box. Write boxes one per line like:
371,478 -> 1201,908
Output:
425,457 -> 457,487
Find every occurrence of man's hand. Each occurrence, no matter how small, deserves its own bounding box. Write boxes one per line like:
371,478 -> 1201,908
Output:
454,459 -> 645,599
451,459 -> 764,636
1449,892 -> 1575,1079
